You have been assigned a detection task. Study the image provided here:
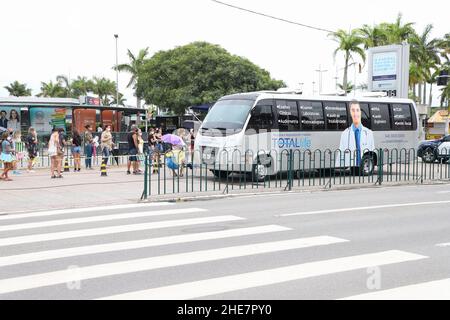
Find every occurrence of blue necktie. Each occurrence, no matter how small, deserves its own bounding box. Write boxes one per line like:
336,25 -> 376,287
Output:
355,128 -> 361,166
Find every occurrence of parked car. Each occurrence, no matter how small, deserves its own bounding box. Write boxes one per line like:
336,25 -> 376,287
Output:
417,135 -> 450,163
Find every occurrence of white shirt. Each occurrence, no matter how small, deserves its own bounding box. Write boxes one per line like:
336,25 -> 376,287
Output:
336,124 -> 375,167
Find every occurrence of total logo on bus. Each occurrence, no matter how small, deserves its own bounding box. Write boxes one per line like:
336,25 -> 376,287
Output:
272,136 -> 312,149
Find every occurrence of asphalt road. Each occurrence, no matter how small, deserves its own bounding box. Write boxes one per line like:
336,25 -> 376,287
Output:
1,183 -> 450,300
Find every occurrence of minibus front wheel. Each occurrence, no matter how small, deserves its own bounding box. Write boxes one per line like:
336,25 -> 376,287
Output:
251,162 -> 269,182
360,153 -> 376,176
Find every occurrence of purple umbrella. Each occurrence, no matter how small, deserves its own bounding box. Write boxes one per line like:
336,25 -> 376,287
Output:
161,134 -> 185,146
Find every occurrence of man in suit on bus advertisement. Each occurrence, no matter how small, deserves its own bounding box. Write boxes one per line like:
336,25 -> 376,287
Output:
337,100 -> 375,168
0,110 -> 8,130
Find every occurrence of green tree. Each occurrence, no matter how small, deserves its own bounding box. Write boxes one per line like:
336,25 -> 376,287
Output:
409,24 -> 441,105
38,81 -> 66,97
337,81 -> 354,93
56,75 -> 72,97
357,15 -> 443,105
4,81 -> 32,97
71,76 -> 94,97
109,92 -> 126,106
92,77 -> 116,105
378,13 -> 415,44
114,47 -> 149,108
358,24 -> 386,49
439,61 -> 450,107
440,81 -> 450,107
438,33 -> 450,62
137,42 -> 285,115
329,29 -> 366,94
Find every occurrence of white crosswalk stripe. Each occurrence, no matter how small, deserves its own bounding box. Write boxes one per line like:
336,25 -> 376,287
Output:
341,278 -> 450,300
0,203 -> 435,300
99,250 -> 427,300
0,202 -> 173,221
436,242 -> 450,247
0,225 -> 291,267
0,208 -> 208,232
0,236 -> 348,295
0,215 -> 244,247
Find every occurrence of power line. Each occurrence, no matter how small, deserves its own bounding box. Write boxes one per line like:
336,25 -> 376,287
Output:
209,0 -> 335,34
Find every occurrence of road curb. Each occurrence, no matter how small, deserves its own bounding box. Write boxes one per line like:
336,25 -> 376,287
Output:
139,180 -> 450,204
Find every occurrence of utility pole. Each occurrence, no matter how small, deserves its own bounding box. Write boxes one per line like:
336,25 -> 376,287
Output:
334,65 -> 339,91
114,34 -> 119,107
315,65 -> 328,95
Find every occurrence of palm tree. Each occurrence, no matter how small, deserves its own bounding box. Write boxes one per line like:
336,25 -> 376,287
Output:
357,24 -> 386,49
440,81 -> 450,107
114,47 -> 149,108
92,77 -> 116,105
329,29 -> 366,94
409,61 -> 424,102
378,13 -> 415,44
4,81 -> 32,97
109,92 -> 127,106
72,76 -> 94,97
409,25 -> 441,105
56,75 -> 75,98
38,81 -> 66,97
438,33 -> 450,62
338,82 -> 355,93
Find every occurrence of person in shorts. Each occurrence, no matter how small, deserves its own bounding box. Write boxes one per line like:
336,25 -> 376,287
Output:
72,129 -> 82,172
25,127 -> 38,173
0,131 -> 15,181
127,125 -> 139,175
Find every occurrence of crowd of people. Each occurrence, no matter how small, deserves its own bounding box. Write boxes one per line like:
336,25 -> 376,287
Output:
0,127 -> 38,181
0,124 -> 196,182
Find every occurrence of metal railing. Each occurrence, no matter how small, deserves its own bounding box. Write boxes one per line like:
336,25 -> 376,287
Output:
140,148 -> 450,200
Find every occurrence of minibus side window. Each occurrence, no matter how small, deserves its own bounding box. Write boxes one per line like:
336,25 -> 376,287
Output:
246,100 -> 275,134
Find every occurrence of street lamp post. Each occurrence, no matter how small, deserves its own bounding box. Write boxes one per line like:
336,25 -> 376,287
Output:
114,34 -> 119,107
315,65 -> 328,95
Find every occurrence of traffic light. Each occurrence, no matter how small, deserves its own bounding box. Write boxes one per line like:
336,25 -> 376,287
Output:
437,70 -> 449,86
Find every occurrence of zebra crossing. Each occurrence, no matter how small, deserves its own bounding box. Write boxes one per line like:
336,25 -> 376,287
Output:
0,202 -> 447,300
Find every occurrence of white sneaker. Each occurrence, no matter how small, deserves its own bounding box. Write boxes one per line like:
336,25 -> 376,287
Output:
27,170 -> 36,173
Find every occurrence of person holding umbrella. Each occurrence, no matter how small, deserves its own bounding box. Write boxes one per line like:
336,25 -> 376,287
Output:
161,134 -> 186,177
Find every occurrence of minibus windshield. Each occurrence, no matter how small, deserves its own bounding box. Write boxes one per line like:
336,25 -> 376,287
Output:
201,99 -> 254,133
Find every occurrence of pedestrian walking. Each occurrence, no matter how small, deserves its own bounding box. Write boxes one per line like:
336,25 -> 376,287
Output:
72,129 -> 82,172
57,128 -> 66,177
0,131 -> 15,181
148,128 -> 157,173
126,125 -> 139,175
189,128 -> 195,163
11,131 -> 24,175
25,127 -> 38,173
84,124 -> 94,170
48,128 -> 62,178
112,142 -> 120,166
101,125 -> 113,166
136,128 -> 144,173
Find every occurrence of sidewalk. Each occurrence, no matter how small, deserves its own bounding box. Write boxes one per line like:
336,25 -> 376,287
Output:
2,161 -> 449,215
0,165 -> 144,214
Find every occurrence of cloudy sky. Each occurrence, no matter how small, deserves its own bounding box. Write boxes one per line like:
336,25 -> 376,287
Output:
0,0 -> 448,105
